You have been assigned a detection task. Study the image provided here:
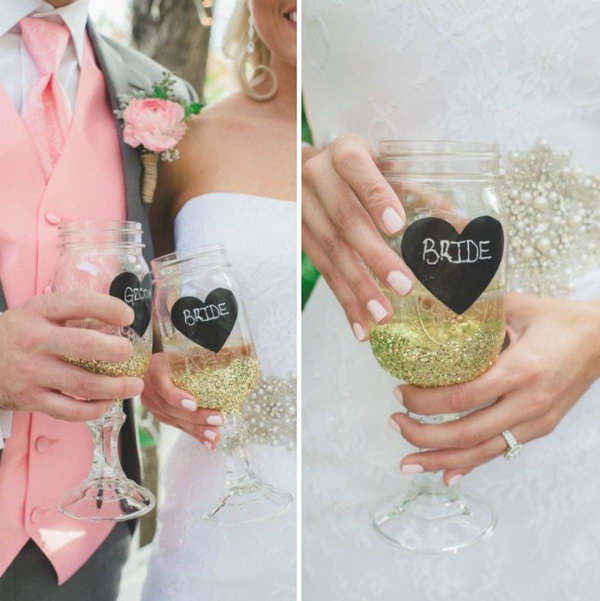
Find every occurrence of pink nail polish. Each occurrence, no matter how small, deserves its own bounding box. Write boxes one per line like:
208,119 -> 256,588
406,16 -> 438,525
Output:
448,474 -> 463,487
206,415 -> 223,426
393,387 -> 404,404
401,464 -> 424,474
352,322 -> 366,342
386,271 -> 412,296
367,299 -> 387,323
382,207 -> 404,234
181,399 -> 197,412
202,441 -> 212,450
388,416 -> 401,433
204,429 -> 217,441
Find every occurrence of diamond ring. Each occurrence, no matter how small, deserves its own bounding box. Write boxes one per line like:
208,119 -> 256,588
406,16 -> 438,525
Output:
501,430 -> 523,460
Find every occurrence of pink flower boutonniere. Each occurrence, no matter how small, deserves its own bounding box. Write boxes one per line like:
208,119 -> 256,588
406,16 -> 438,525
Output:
116,73 -> 203,203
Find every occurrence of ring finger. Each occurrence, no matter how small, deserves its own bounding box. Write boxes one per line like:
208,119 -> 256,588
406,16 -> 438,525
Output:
400,417 -> 541,474
390,391 -> 537,450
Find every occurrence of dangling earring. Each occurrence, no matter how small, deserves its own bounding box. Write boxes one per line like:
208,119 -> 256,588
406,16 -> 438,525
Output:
247,12 -> 256,54
241,4 -> 278,101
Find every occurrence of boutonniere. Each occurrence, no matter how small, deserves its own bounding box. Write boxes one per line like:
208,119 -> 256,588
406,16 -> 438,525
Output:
116,73 -> 203,204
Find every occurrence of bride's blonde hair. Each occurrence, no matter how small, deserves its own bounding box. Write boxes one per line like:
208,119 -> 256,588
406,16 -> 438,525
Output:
222,0 -> 278,101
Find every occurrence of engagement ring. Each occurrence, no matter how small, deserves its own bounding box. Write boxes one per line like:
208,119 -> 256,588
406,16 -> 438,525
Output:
501,430 -> 524,460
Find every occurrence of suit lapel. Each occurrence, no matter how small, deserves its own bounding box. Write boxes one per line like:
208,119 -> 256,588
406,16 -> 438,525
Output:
0,282 -> 6,313
86,22 -> 154,263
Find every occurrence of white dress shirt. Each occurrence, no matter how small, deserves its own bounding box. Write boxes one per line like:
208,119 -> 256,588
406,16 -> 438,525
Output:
0,0 -> 89,113
0,0 -> 89,447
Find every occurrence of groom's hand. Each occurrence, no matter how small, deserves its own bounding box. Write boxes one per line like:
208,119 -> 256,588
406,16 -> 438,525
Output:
388,294 -> 600,486
142,352 -> 223,450
0,291 -> 144,421
302,134 -> 413,341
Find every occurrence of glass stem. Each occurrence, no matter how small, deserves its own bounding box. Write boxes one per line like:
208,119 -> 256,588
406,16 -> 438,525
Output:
219,413 -> 258,493
86,400 -> 125,481
409,411 -> 463,498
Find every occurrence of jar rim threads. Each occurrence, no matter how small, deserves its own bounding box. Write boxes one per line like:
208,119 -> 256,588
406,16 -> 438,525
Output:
378,139 -> 500,181
58,220 -> 145,250
151,245 -> 231,281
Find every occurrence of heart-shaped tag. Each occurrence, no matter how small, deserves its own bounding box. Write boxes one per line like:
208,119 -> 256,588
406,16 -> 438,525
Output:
171,288 -> 239,353
401,216 -> 504,314
109,272 -> 152,337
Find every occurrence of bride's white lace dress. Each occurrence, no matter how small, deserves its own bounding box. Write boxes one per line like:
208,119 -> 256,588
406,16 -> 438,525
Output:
303,2 -> 600,599
143,193 -> 296,601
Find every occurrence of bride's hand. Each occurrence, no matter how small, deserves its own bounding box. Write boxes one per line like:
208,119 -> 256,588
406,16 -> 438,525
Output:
142,352 -> 223,450
389,293 -> 600,485
302,134 -> 414,340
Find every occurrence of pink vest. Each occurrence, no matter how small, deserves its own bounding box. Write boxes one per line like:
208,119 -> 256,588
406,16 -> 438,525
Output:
0,36 -> 127,584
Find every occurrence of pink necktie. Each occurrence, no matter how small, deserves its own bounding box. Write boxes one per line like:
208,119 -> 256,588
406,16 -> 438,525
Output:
20,16 -> 73,180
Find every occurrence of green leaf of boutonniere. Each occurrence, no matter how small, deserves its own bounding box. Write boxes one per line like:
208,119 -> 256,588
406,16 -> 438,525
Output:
185,102 -> 204,119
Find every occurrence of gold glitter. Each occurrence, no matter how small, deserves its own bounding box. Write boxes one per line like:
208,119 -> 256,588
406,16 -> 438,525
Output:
370,292 -> 505,387
68,349 -> 151,378
164,342 -> 260,414
171,356 -> 260,415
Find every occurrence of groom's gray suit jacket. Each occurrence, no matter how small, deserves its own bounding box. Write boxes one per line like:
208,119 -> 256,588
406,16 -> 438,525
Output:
0,21 -> 198,504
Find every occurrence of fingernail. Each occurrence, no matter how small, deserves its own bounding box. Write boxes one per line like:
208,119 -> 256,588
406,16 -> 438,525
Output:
202,441 -> 212,450
388,416 -> 401,433
204,429 -> 217,441
401,464 -> 425,474
367,299 -> 387,323
352,322 -> 366,342
382,207 -> 404,234
386,271 -> 412,296
181,399 -> 197,412
448,474 -> 463,487
393,387 -> 403,404
206,414 -> 223,426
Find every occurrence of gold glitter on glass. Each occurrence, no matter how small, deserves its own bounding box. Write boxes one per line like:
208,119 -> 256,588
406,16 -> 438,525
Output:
68,348 -> 151,378
370,291 -> 505,387
166,343 -> 260,414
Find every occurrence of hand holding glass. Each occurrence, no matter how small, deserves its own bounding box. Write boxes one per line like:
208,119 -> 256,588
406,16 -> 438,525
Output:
152,245 -> 293,526
53,221 -> 155,521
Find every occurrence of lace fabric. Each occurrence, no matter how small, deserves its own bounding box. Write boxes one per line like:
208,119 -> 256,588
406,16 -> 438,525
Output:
303,1 -> 600,170
143,193 -> 296,601
303,1 -> 600,598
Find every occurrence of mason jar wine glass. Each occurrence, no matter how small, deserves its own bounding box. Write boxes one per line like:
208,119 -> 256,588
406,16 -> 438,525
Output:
370,141 -> 507,553
152,245 -> 293,526
54,221 -> 155,521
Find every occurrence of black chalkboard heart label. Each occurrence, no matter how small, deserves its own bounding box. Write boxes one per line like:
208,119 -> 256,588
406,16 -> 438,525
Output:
109,272 -> 152,337
171,288 -> 238,353
401,216 -> 504,315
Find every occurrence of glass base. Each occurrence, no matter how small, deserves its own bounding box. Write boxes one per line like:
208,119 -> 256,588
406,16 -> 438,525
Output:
59,476 -> 156,522
203,475 -> 293,527
371,482 -> 496,554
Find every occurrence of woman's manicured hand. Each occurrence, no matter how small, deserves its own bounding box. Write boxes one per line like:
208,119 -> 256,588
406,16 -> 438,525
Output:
142,352 -> 222,449
389,293 -> 600,485
302,135 -> 413,341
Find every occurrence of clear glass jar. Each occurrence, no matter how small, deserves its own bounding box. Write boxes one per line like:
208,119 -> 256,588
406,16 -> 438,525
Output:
372,140 -> 507,387
369,141 -> 507,554
152,246 -> 292,526
53,220 -> 155,521
152,245 -> 259,414
54,220 -> 153,364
